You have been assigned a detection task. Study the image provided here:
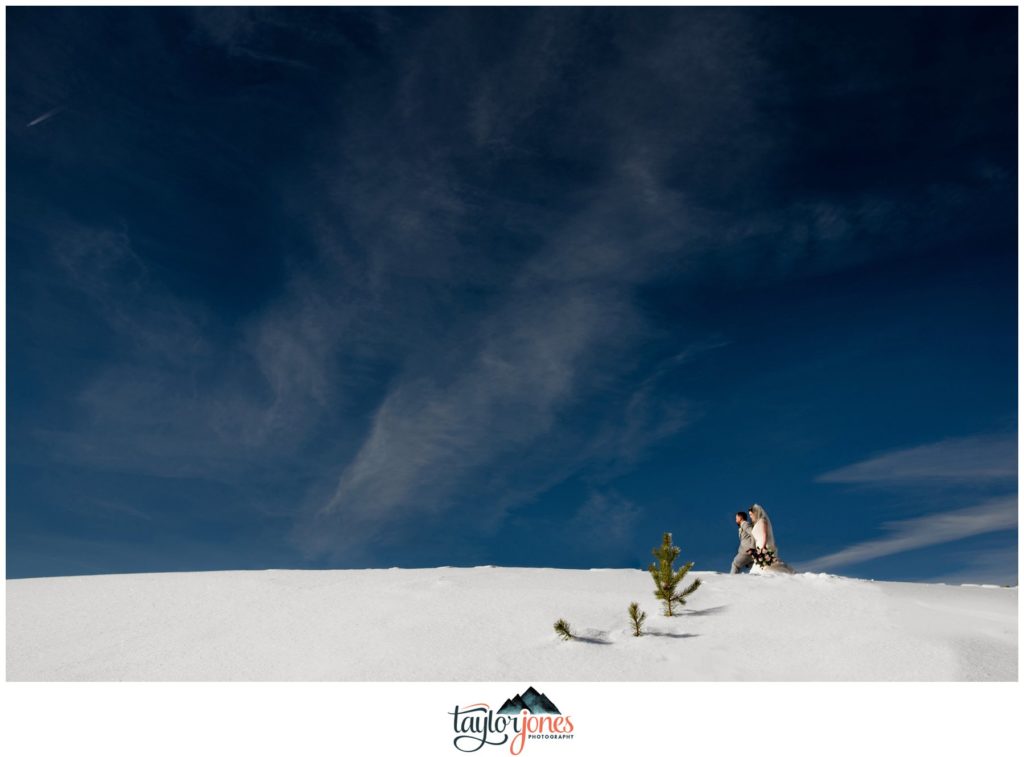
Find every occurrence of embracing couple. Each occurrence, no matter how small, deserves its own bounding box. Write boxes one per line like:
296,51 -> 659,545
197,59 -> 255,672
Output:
731,504 -> 795,575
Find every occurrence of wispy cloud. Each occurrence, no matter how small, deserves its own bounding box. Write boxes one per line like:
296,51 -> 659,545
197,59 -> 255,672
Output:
807,435 -> 1018,572
817,434 -> 1017,486
286,64 -> 749,557
296,285 -> 634,556
35,219 -> 345,480
801,496 -> 1017,571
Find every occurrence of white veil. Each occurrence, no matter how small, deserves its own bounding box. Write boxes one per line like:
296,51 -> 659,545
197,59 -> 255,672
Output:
749,504 -> 776,551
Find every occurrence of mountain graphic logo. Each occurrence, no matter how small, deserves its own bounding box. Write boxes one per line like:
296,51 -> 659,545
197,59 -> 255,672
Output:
449,686 -> 574,753
496,686 -> 561,715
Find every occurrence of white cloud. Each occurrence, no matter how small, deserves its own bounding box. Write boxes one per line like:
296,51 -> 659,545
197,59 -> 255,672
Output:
298,286 -> 628,556
806,435 -> 1018,575
37,219 -> 348,479
801,496 -> 1018,572
288,78 -> 754,558
817,434 -> 1017,485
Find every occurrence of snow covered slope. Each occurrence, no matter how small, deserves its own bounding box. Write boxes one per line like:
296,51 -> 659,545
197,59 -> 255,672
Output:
6,568 -> 1017,681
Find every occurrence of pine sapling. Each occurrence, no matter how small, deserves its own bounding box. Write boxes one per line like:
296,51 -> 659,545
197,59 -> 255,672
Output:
647,532 -> 702,617
553,618 -> 575,641
628,602 -> 647,637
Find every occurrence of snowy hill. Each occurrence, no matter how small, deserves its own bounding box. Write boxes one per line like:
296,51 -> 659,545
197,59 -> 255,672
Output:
6,568 -> 1017,681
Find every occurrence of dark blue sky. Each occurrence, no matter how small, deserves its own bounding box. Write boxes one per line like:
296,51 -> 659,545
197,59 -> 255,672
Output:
7,7 -> 1017,582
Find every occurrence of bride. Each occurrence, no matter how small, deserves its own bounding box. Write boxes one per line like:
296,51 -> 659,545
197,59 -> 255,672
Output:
748,504 -> 795,574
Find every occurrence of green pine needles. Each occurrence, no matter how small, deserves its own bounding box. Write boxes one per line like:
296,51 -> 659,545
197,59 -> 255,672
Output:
628,602 -> 647,637
553,618 -> 575,641
648,532 -> 702,616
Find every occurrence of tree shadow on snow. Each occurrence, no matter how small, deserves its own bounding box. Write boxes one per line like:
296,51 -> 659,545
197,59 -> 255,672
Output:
683,604 -> 728,616
645,631 -> 699,639
575,629 -> 613,645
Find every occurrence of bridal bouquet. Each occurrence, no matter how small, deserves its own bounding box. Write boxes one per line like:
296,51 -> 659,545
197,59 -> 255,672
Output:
747,546 -> 776,568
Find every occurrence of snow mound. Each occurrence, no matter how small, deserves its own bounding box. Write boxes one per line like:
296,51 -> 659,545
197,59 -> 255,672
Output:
6,568 -> 1016,681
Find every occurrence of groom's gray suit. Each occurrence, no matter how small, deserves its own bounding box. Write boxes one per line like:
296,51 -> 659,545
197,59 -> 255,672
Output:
730,520 -> 756,574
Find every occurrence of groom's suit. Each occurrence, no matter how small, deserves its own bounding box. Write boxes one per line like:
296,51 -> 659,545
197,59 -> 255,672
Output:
730,520 -> 756,574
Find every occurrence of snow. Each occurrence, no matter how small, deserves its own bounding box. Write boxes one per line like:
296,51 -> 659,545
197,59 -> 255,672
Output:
6,568 -> 1017,681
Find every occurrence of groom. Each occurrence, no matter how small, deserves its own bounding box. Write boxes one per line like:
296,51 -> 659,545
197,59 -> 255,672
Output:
730,511 -> 755,574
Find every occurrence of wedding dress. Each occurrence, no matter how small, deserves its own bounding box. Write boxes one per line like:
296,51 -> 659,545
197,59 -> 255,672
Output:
748,505 -> 795,575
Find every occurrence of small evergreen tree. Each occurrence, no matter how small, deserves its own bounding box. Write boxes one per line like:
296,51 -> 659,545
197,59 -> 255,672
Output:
553,618 -> 575,641
647,532 -> 702,616
628,602 -> 646,637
